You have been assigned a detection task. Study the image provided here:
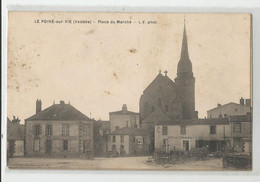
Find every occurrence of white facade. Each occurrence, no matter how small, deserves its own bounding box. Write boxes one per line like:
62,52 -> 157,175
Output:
207,101 -> 251,118
155,122 -> 231,152
109,105 -> 139,133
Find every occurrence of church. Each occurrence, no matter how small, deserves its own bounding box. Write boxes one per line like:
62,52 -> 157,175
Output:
140,23 -> 198,130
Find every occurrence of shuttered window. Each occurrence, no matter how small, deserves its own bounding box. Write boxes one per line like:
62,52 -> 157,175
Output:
34,125 -> 41,135
46,125 -> 52,136
162,126 -> 168,135
180,126 -> 186,135
62,124 -> 70,136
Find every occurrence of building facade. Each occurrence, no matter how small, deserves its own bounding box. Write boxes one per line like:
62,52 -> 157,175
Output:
155,118 -> 231,153
207,97 -> 251,118
139,23 -> 198,129
108,127 -> 151,156
7,118 -> 25,157
24,100 -> 94,158
109,104 -> 139,133
228,114 -> 252,154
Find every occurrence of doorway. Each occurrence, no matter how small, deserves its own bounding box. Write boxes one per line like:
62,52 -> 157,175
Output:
183,140 -> 189,151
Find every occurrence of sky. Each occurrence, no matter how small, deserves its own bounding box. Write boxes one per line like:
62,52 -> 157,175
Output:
7,13 -> 251,124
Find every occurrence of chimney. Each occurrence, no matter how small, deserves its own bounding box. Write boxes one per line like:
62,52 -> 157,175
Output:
240,97 -> 245,105
60,100 -> 65,105
217,103 -> 221,107
245,99 -> 251,106
122,104 -> 127,113
36,99 -> 42,114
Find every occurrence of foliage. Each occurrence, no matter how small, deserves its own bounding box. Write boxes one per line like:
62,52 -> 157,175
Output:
153,147 -> 209,164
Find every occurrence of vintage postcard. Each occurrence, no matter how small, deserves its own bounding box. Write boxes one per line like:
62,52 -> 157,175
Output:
7,12 -> 252,170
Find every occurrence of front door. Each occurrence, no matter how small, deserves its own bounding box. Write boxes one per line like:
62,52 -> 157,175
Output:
183,140 -> 189,151
46,140 -> 52,154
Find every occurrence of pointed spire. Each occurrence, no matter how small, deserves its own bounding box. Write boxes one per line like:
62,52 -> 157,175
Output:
177,17 -> 193,77
180,20 -> 189,60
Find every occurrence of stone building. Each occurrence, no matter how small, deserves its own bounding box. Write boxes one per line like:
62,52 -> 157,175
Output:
108,127 -> 151,156
228,114 -> 252,154
109,104 -> 139,133
139,23 -> 198,129
93,120 -> 110,157
24,100 -> 93,158
207,97 -> 251,118
154,118 -> 231,153
7,117 -> 25,157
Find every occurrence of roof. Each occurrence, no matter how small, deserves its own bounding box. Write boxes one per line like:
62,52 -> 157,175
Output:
143,73 -> 175,94
7,119 -> 24,140
229,115 -> 251,122
109,110 -> 139,115
111,127 -> 151,136
142,107 -> 171,123
207,102 -> 250,112
155,118 -> 229,126
25,103 -> 90,121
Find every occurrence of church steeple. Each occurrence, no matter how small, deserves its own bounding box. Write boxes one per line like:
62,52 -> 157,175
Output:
175,18 -> 197,119
177,20 -> 193,77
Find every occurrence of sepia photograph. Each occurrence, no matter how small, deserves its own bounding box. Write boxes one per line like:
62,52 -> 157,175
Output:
6,12 -> 252,170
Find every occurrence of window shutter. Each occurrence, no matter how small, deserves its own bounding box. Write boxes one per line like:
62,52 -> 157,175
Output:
45,125 -> 48,135
51,125 -> 53,135
33,125 -> 35,135
39,125 -> 42,135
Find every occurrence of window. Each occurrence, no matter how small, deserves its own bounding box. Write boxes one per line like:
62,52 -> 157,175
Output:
163,139 -> 168,147
112,135 -> 116,143
233,123 -> 241,133
162,126 -> 168,135
46,125 -> 52,136
63,140 -> 68,150
62,124 -> 70,136
183,140 -> 189,151
34,125 -> 41,135
83,124 -> 90,136
46,140 -> 52,153
181,126 -> 186,135
210,125 -> 216,134
120,135 -> 124,143
34,140 -> 40,151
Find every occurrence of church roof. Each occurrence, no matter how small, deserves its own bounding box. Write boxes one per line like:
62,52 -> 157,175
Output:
111,127 -> 151,136
143,72 -> 175,94
142,107 -> 171,123
155,118 -> 229,126
25,103 -> 90,121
